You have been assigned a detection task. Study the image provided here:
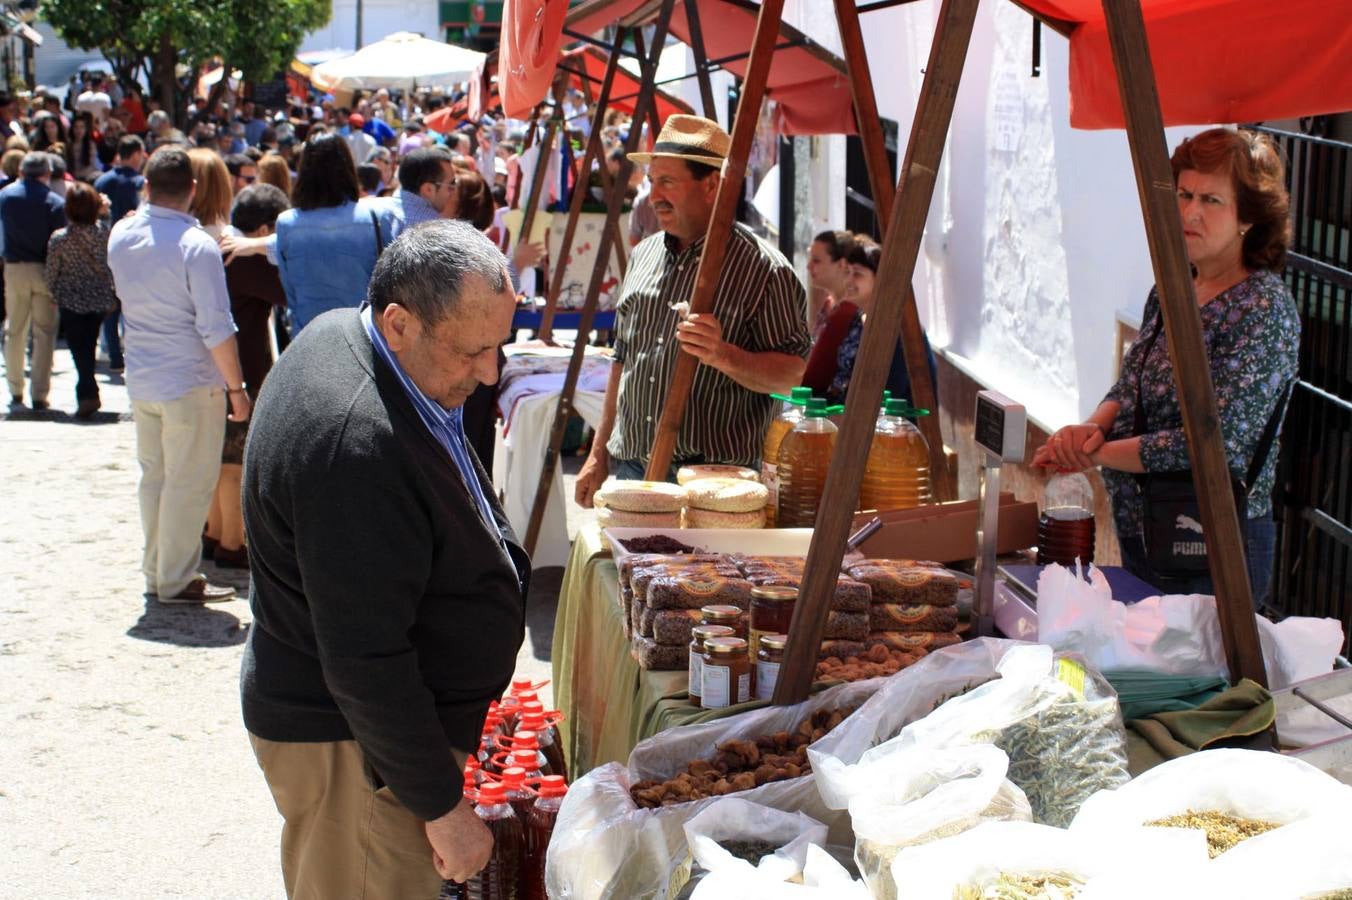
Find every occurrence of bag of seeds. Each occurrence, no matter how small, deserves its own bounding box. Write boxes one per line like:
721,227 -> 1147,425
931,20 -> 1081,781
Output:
681,798 -> 827,886
1070,749 -> 1352,849
814,743 -> 1032,900
888,643 -> 1131,827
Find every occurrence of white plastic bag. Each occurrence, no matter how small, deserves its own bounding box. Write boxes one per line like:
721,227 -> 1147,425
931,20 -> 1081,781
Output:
1070,748 -> 1352,834
683,798 -> 827,885
1036,563 -> 1344,688
545,679 -> 883,900
1203,813 -> 1352,899
882,644 -> 1131,827
814,743 -> 1031,900
691,844 -> 872,899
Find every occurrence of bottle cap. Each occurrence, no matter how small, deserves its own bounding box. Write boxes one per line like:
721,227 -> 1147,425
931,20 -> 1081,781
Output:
521,700 -> 545,717
518,712 -> 547,731
770,386 -> 814,405
516,690 -> 539,705
511,678 -> 534,694
510,749 -> 541,770
464,756 -> 481,773
884,398 -> 930,418
512,730 -> 539,750
477,781 -> 508,805
805,397 -> 829,418
500,766 -> 527,789
538,775 -> 568,799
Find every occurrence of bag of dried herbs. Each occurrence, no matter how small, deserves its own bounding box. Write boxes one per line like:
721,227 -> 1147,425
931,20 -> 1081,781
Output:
813,743 -> 1031,900
889,644 -> 1131,827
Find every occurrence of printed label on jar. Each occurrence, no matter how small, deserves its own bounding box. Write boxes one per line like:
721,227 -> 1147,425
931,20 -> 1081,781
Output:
702,664 -> 730,709
736,672 -> 751,704
688,650 -> 704,697
755,660 -> 780,700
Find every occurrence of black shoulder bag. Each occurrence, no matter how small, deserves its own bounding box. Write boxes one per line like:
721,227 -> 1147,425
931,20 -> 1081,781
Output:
370,210 -> 385,258
1132,311 -> 1288,576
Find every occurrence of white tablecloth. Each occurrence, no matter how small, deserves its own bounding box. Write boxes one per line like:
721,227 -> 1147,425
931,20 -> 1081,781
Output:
495,390 -> 606,568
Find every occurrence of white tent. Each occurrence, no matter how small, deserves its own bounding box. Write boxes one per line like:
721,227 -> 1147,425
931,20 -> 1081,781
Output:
310,32 -> 485,92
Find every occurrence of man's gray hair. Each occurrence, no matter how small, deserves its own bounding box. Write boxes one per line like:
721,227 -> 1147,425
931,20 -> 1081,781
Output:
20,151 -> 51,177
368,219 -> 509,325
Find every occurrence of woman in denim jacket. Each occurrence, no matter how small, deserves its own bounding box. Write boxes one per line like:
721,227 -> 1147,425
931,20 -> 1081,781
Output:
273,132 -> 395,334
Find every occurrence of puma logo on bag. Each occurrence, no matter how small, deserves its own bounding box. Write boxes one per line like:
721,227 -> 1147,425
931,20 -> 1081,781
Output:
1176,514 -> 1204,535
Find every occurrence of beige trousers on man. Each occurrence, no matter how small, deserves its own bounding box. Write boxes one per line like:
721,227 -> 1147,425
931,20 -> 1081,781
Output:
3,261 -> 58,403
249,735 -> 443,900
131,385 -> 225,598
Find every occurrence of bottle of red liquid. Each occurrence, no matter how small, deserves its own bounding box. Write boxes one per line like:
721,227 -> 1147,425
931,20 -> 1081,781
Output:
497,696 -> 522,735
464,755 -> 488,788
498,766 -> 536,822
523,776 -> 568,900
507,731 -> 551,777
516,714 -> 567,782
506,749 -> 543,780
466,782 -> 524,900
478,721 -> 500,774
440,785 -> 479,900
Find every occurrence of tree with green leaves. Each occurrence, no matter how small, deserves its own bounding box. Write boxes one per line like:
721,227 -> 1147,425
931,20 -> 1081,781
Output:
42,0 -> 329,123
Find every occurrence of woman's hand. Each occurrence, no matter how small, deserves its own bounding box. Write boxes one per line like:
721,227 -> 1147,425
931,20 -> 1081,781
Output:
219,233 -> 268,265
511,240 -> 546,272
1032,423 -> 1106,472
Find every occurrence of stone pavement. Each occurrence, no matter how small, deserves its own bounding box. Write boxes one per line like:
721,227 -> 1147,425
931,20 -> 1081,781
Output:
0,346 -> 559,898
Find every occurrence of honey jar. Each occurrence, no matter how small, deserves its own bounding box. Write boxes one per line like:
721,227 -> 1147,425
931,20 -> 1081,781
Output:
754,633 -> 787,701
688,624 -> 735,706
701,636 -> 750,709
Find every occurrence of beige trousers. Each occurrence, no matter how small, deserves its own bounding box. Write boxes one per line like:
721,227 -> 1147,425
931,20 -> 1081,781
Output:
3,261 -> 58,402
131,385 -> 225,597
249,735 -> 442,900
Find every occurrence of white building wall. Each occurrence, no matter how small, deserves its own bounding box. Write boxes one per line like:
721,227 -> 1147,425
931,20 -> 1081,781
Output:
783,1 -> 1202,431
300,0 -> 441,54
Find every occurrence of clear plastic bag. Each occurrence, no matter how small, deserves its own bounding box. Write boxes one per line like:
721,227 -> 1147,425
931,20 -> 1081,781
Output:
884,644 -> 1131,827
814,743 -> 1031,900
545,679 -> 884,900
1070,748 -> 1352,835
690,844 -> 873,899
681,799 -> 827,892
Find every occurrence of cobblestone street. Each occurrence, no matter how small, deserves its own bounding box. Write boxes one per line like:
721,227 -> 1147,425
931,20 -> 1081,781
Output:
1,347 -> 556,898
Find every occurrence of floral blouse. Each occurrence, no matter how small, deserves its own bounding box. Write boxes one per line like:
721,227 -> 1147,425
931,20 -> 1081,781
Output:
45,223 -> 118,315
1101,269 -> 1300,544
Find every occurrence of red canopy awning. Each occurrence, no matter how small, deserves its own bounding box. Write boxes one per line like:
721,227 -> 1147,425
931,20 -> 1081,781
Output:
1016,0 -> 1352,129
499,0 -> 570,120
558,45 -> 696,125
566,0 -> 855,135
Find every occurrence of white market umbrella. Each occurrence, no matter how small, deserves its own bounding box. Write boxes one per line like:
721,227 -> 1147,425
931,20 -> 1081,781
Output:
310,32 -> 485,92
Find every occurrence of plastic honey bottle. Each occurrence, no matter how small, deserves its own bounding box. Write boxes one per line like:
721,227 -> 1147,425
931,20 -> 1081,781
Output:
859,398 -> 933,512
523,776 -> 568,900
465,782 -> 524,900
761,386 -> 812,526
1037,471 -> 1096,566
775,397 -> 838,528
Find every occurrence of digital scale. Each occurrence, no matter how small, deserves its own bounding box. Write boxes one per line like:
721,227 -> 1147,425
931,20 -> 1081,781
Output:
972,390 -> 1027,636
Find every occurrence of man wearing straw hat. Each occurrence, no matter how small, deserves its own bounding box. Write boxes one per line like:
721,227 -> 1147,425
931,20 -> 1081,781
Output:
576,115 -> 811,506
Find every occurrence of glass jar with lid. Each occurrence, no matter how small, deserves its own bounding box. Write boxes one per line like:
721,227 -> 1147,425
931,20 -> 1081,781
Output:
749,586 -> 797,656
754,634 -> 787,701
699,604 -> 747,640
701,636 -> 751,709
688,624 -> 735,706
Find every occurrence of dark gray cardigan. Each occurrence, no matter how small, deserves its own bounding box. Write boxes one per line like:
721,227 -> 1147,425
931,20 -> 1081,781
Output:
240,308 -> 529,821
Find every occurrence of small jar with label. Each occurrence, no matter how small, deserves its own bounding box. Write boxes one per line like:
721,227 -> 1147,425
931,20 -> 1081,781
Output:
701,636 -> 751,710
754,633 -> 787,701
688,624 -> 735,706
700,604 -> 747,640
749,586 -> 797,657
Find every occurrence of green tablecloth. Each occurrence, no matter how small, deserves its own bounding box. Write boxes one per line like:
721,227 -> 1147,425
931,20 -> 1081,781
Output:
551,526 -> 784,778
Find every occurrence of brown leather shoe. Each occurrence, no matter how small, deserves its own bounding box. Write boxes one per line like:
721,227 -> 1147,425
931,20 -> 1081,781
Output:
75,397 -> 101,419
212,544 -> 250,570
158,578 -> 236,605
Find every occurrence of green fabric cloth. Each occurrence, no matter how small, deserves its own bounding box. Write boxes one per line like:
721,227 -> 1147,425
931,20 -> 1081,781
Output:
551,526 -> 831,778
1105,669 -> 1229,720
1125,678 -> 1275,775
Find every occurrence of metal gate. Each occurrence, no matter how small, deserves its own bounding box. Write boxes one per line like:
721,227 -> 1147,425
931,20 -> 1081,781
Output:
1256,125 -> 1352,651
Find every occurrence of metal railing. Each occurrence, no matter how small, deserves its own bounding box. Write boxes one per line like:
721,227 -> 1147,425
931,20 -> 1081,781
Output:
1255,125 -> 1352,651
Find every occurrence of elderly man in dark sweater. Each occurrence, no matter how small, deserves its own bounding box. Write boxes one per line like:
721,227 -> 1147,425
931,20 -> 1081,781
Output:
240,219 -> 527,898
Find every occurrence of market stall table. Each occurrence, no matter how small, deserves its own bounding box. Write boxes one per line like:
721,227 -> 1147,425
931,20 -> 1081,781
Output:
496,345 -> 612,568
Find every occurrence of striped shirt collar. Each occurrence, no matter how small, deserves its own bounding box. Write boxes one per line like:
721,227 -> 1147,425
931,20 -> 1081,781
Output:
360,304 -> 503,541
397,189 -> 442,230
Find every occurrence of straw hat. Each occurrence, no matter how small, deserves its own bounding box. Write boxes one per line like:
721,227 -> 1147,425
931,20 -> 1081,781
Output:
627,114 -> 730,167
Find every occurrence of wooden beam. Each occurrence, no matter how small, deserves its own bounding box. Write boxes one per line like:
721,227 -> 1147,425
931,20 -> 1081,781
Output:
519,115 -> 559,260
539,39 -> 626,344
523,4 -> 676,555
643,0 -> 788,481
684,0 -> 719,118
1099,0 -> 1268,687
834,0 -> 954,501
773,0 -> 981,705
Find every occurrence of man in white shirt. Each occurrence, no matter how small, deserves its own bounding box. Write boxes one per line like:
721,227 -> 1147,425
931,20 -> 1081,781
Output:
75,75 -> 113,129
344,113 -> 377,166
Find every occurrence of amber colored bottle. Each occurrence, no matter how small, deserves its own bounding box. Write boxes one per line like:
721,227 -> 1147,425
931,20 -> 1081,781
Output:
860,398 -> 933,512
499,765 -> 537,823
761,387 -> 813,526
517,712 -> 567,783
466,782 -> 524,900
523,776 -> 569,900
776,397 -> 838,528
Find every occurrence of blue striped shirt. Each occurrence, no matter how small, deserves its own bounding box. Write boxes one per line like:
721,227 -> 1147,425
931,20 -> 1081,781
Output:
361,304 -> 504,543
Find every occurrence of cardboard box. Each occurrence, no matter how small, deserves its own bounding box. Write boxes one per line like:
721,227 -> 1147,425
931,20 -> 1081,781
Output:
850,494 -> 1038,563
